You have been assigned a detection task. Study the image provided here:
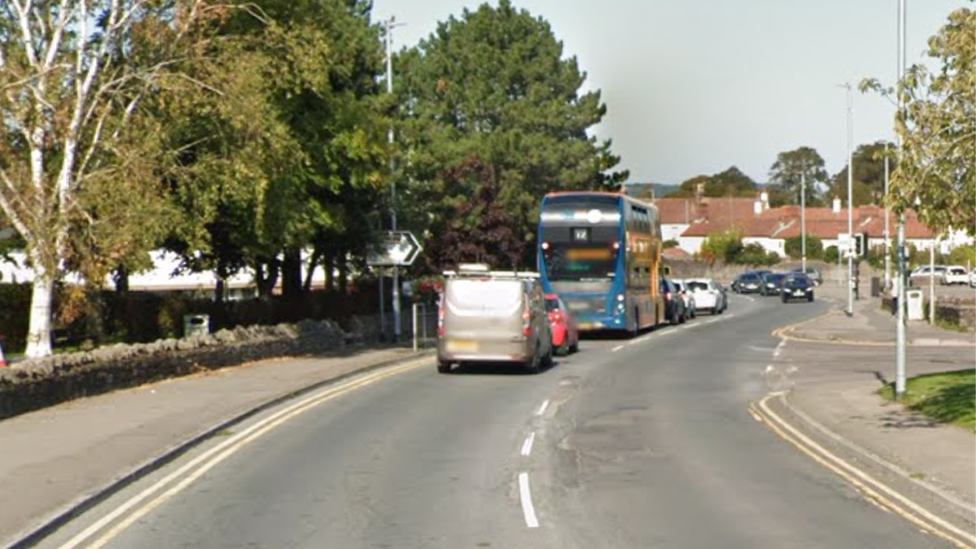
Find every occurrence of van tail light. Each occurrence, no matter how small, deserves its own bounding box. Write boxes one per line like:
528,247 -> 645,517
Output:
437,302 -> 445,337
523,303 -> 532,337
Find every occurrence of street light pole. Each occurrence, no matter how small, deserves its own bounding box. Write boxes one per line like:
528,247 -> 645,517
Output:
801,172 -> 807,273
385,17 -> 405,342
895,0 -> 907,399
843,82 -> 855,316
884,144 -> 891,289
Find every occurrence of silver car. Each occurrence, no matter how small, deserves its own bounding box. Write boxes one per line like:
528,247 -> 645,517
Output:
437,265 -> 554,374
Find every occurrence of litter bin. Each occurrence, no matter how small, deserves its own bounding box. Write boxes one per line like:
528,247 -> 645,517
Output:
906,290 -> 924,321
183,314 -> 210,337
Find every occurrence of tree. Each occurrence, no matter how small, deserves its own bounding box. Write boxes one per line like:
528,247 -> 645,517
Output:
784,235 -> 824,260
394,1 -> 626,268
699,231 -> 744,264
767,147 -> 828,207
669,167 -> 758,199
829,141 -> 897,207
891,7 -> 975,234
0,1 -> 211,357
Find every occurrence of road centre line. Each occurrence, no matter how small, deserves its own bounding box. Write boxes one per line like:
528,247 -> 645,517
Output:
518,472 -> 540,528
55,360 -> 427,549
754,396 -> 975,549
612,344 -> 625,353
521,432 -> 536,457
536,400 -> 550,416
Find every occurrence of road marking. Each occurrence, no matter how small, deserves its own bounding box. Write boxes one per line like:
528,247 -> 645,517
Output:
56,359 -> 429,549
536,400 -> 550,416
518,472 -> 540,528
611,344 -> 625,353
754,395 -> 975,549
521,432 -> 536,457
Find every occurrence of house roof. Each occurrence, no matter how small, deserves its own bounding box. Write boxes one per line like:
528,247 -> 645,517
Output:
650,197 -> 759,225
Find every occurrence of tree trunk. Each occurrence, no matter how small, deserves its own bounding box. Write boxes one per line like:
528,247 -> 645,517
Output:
303,249 -> 321,293
281,247 -> 303,298
338,254 -> 349,295
324,255 -> 336,292
25,272 -> 54,358
215,277 -> 226,304
255,258 -> 280,299
113,265 -> 130,293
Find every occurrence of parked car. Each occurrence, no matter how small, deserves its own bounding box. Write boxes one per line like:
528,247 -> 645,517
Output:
437,264 -> 553,373
781,273 -> 815,303
760,273 -> 786,296
909,265 -> 947,286
672,280 -> 697,319
943,266 -> 969,285
685,278 -> 727,314
732,271 -> 763,294
971,271 -> 976,289
661,278 -> 688,325
545,293 -> 579,356
791,266 -> 823,286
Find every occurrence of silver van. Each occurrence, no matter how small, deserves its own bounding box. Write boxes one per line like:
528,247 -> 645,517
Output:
437,265 -> 553,373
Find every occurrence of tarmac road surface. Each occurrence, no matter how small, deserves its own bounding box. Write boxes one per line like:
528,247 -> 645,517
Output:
31,294 -> 955,549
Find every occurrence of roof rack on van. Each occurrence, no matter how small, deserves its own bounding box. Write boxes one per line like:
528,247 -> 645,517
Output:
443,267 -> 540,279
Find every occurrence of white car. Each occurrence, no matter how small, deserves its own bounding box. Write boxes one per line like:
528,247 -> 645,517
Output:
970,271 -> 976,288
909,265 -> 947,286
684,278 -> 727,315
671,280 -> 697,319
943,265 -> 969,285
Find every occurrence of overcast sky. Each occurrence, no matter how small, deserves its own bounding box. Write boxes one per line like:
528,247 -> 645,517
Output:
371,0 -> 966,186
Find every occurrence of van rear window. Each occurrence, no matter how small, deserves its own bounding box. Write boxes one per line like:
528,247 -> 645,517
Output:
447,280 -> 522,315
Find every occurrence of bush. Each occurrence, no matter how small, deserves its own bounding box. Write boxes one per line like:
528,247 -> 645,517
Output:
947,246 -> 976,268
784,235 -> 824,260
700,231 -> 743,264
735,243 -> 781,266
824,245 -> 839,263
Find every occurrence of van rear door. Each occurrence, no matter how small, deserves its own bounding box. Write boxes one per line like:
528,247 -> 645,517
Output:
444,279 -> 526,356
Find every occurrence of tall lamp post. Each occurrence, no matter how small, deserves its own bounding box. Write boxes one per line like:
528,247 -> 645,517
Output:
385,16 -> 406,342
842,82 -> 855,316
894,0 -> 907,399
801,172 -> 807,273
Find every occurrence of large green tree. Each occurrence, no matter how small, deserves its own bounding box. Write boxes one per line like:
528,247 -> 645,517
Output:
157,0 -> 388,299
892,7 -> 974,233
393,1 -> 626,270
767,146 -> 828,207
669,167 -> 758,198
829,141 -> 897,207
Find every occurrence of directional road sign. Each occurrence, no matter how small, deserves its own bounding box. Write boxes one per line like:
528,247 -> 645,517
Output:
367,231 -> 423,266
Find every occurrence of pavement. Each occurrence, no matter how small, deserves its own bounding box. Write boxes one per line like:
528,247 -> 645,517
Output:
0,346 -> 434,549
764,282 -> 976,541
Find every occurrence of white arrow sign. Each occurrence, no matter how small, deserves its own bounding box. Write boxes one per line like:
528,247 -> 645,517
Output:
368,231 -> 423,266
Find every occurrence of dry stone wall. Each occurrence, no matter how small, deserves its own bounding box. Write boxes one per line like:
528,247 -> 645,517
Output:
0,319 -> 353,420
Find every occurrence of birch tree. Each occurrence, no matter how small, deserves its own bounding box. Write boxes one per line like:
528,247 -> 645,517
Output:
0,0 -> 206,357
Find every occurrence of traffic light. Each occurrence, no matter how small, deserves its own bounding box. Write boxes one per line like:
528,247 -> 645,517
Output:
854,233 -> 868,257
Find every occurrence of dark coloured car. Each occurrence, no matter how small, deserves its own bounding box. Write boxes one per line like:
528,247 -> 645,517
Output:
661,278 -> 688,325
733,272 -> 763,294
781,273 -> 814,303
760,273 -> 786,296
791,266 -> 823,286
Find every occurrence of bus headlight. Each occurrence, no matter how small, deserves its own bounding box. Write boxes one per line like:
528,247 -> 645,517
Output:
616,294 -> 625,302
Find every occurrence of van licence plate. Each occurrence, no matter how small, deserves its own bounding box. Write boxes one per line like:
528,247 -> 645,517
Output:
446,339 -> 479,352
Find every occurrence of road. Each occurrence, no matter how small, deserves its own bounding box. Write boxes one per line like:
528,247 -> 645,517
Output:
34,293 -> 954,549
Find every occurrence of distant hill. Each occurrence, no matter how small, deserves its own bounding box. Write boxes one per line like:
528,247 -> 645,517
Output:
624,182 -> 678,200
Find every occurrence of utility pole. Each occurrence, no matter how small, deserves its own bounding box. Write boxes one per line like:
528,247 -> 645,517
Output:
801,172 -> 807,273
895,0 -> 907,400
385,16 -> 405,342
884,145 -> 891,290
843,82 -> 855,316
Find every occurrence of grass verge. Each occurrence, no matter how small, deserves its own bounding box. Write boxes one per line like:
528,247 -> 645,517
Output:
879,369 -> 975,432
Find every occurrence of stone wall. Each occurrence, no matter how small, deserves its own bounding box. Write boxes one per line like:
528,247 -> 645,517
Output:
936,297 -> 976,332
0,319 -> 352,421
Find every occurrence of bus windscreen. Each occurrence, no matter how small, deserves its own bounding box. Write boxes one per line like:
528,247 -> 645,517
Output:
540,196 -> 621,281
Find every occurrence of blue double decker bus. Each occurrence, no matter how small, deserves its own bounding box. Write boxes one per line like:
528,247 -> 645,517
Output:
537,192 -> 664,334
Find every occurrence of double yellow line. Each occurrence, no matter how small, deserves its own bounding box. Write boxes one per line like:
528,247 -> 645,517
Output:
56,357 -> 431,549
750,394 -> 975,549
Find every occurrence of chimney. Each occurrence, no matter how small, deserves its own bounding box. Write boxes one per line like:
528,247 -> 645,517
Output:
695,182 -> 705,205
760,191 -> 769,210
754,199 -> 763,216
832,197 -> 841,214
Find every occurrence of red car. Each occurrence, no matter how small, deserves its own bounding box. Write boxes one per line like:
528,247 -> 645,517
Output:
545,294 -> 579,356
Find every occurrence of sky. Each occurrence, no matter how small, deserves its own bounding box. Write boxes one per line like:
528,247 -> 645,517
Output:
370,0 -> 967,186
